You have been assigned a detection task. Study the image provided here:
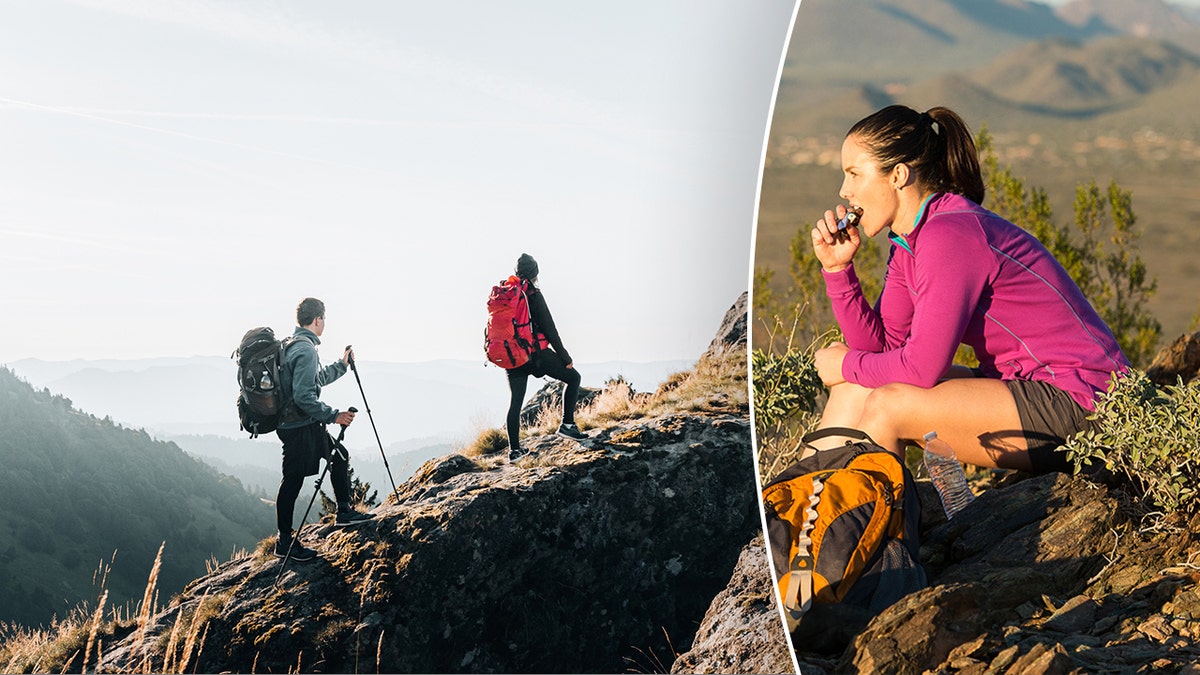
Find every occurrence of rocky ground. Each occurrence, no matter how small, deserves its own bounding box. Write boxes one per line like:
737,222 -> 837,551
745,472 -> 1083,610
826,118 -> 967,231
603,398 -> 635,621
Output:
670,534 -> 793,674
97,408 -> 759,673
94,295 -> 770,674
789,329 -> 1200,675
794,471 -> 1200,675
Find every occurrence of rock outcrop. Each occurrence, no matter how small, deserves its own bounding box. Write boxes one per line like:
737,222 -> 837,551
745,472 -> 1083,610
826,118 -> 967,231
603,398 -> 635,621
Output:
1146,329 -> 1200,386
705,291 -> 748,359
96,294 -> 761,673
99,411 -> 757,673
670,534 -> 793,675
518,380 -> 602,426
793,471 -> 1200,674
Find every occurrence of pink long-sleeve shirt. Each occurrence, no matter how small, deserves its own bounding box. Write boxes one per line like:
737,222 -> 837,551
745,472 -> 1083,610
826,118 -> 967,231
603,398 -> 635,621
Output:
823,192 -> 1128,411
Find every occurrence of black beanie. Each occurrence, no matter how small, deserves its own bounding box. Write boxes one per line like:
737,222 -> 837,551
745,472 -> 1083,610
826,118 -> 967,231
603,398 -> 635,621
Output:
515,253 -> 539,280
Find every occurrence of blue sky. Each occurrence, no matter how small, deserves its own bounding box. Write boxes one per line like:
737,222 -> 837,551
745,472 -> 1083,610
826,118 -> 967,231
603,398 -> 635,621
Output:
1,0 -> 798,363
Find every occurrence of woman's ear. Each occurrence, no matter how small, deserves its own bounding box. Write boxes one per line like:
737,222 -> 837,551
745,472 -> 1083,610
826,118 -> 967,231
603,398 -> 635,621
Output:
891,162 -> 913,191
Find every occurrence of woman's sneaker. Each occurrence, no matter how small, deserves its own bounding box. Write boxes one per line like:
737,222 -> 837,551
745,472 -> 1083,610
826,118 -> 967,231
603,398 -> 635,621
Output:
275,536 -> 317,562
556,423 -> 586,440
509,446 -> 530,461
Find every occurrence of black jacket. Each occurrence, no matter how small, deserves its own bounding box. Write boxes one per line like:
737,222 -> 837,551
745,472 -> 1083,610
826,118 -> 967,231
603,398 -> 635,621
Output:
526,286 -> 571,365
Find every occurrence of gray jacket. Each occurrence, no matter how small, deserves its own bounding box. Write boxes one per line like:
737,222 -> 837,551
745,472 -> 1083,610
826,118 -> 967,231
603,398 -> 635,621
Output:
278,327 -> 348,429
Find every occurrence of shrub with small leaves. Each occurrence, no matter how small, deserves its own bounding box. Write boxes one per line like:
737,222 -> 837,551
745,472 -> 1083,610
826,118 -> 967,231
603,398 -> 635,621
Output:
751,315 -> 830,481
751,324 -> 825,432
1064,370 -> 1200,514
751,345 -> 823,432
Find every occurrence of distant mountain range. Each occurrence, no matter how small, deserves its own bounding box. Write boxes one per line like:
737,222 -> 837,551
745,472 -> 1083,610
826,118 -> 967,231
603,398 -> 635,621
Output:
3,355 -> 694,497
759,0 -> 1200,342
1057,0 -> 1200,36
4,356 -> 694,444
775,0 -> 1200,138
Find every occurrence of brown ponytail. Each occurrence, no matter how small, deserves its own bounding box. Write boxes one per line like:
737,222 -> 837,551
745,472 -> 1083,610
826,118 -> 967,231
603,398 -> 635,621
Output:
847,105 -> 985,205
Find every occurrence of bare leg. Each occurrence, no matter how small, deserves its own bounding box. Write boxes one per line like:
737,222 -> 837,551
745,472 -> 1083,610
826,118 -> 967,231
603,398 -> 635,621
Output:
807,382 -> 873,451
856,379 -> 1031,470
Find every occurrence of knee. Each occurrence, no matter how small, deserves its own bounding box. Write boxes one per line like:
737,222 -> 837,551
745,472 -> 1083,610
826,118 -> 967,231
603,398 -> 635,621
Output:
859,382 -> 920,426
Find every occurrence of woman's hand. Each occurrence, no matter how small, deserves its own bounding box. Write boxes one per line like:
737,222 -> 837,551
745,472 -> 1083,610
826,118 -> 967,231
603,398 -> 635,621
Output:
814,342 -> 850,386
810,205 -> 861,273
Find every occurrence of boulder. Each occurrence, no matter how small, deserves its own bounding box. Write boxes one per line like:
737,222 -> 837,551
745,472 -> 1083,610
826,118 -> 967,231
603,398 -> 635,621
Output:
1145,329 -> 1200,385
705,292 -> 748,358
671,534 -> 793,675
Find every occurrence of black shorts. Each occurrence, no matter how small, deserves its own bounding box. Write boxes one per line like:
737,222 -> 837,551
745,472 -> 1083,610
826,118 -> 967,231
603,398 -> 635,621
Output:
277,423 -> 331,478
1005,379 -> 1098,474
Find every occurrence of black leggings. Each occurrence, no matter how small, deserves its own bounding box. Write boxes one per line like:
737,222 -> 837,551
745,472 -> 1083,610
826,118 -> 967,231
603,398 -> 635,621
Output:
506,350 -> 582,450
276,424 -> 350,535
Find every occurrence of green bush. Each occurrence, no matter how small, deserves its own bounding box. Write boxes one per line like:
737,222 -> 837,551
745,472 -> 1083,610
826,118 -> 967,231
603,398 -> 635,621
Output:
752,316 -> 828,481
1064,370 -> 1200,515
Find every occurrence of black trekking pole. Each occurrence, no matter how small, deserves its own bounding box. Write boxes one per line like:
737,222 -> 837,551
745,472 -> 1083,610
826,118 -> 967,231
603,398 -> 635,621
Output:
345,346 -> 400,505
274,407 -> 356,586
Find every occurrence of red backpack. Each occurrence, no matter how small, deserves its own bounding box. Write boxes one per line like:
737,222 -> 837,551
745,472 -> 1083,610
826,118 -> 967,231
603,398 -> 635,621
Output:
484,276 -> 545,368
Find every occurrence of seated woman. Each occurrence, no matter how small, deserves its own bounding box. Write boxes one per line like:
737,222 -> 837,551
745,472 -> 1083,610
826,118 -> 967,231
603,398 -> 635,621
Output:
808,104 -> 1128,473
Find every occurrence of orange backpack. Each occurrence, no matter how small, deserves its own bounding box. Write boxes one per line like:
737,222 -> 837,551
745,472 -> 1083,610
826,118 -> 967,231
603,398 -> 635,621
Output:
762,428 -> 926,633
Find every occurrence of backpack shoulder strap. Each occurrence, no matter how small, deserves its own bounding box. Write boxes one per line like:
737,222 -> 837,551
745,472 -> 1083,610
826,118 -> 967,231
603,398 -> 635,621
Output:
801,426 -> 878,446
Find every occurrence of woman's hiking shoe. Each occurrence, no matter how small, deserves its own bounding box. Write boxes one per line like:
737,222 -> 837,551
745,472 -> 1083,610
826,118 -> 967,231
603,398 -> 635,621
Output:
509,446 -> 530,461
335,508 -> 374,527
275,537 -> 317,562
557,423 -> 586,440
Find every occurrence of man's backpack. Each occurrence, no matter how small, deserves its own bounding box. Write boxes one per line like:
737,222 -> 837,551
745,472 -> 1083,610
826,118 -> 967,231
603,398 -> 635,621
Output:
762,428 -> 926,638
232,327 -> 297,438
484,276 -> 538,369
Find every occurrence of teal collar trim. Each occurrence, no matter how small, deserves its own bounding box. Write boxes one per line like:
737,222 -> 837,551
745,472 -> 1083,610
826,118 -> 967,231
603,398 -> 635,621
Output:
889,193 -> 937,255
888,231 -> 913,254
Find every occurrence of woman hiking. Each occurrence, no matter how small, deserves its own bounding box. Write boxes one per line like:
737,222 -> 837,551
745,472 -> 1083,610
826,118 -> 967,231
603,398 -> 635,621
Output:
504,253 -> 585,460
808,104 -> 1128,473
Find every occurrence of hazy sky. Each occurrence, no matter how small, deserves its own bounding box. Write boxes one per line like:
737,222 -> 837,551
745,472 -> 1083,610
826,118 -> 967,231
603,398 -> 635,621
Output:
1,0 -> 798,363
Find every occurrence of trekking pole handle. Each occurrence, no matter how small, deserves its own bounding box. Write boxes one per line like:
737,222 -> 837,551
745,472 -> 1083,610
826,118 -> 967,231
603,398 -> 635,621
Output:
344,344 -> 355,369
336,406 -> 358,435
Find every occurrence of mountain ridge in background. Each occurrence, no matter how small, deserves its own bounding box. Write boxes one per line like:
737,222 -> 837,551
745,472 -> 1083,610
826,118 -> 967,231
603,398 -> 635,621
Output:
758,0 -> 1200,344
2,356 -> 692,442
0,368 -> 273,627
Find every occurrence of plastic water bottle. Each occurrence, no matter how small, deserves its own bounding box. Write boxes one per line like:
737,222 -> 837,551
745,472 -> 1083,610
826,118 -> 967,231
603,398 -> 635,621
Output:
923,431 -> 975,519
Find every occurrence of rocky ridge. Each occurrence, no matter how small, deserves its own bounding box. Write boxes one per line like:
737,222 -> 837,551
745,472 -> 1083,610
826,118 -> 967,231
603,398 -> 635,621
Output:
99,411 -> 758,673
791,471 -> 1200,675
96,295 -> 770,674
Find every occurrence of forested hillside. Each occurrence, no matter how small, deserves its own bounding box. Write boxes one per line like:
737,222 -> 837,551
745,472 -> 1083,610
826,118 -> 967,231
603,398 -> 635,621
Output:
0,368 -> 272,627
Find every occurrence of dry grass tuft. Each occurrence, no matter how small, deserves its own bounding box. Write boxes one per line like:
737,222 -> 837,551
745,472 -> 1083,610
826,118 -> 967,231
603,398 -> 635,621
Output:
130,542 -> 165,673
81,589 -> 108,673
642,346 -> 746,418
0,540 -> 236,675
459,427 -> 509,458
577,378 -> 638,426
520,347 -> 746,446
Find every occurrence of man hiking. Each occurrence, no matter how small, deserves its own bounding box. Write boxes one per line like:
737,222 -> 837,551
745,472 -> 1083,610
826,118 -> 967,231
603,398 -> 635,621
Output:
275,297 -> 372,561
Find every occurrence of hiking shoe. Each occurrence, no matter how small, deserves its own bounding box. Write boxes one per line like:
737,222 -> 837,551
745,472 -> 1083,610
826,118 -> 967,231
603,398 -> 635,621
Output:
509,446 -> 530,461
556,423 -> 586,440
274,537 -> 317,562
335,508 -> 374,527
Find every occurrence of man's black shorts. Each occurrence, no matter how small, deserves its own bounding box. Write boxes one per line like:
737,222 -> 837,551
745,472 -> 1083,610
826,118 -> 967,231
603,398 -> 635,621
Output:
277,423 -> 330,478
